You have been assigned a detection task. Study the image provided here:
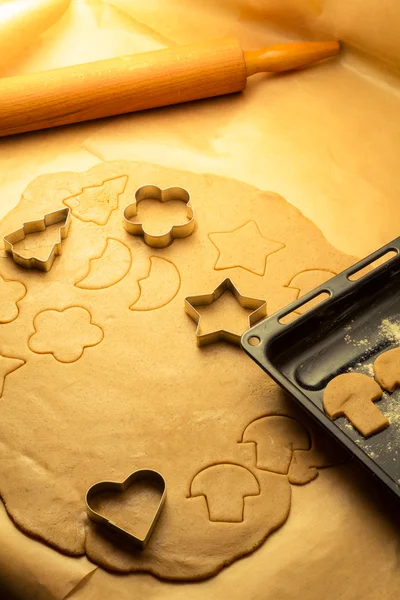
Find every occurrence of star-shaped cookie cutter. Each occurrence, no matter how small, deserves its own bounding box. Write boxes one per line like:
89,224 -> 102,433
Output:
3,207 -> 71,272
185,278 -> 267,346
86,469 -> 166,550
123,185 -> 195,248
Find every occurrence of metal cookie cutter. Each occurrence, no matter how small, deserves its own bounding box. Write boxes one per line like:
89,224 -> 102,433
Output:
185,278 -> 267,347
3,207 -> 71,272
123,185 -> 195,248
86,469 -> 166,549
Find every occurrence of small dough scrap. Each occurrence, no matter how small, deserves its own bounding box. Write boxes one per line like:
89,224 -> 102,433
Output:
323,373 -> 388,438
374,347 -> 400,392
288,427 -> 348,485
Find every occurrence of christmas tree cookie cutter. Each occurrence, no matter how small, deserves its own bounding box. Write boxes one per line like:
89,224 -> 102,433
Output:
86,469 -> 166,549
123,185 -> 195,248
3,207 -> 70,272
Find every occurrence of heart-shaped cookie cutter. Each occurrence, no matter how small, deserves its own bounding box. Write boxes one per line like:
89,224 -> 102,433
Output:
86,469 -> 166,549
123,185 -> 195,248
3,207 -> 70,272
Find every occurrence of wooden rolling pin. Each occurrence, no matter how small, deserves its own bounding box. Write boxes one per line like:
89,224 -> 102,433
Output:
0,38 -> 340,137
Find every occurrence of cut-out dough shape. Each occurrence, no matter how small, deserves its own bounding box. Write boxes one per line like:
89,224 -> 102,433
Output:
240,415 -> 310,474
288,427 -> 347,485
0,354 -> 25,397
189,463 -> 260,522
0,275 -> 26,323
374,347 -> 400,392
323,372 -> 388,437
130,256 -> 181,311
208,221 -> 285,276
64,176 -> 128,226
123,185 -> 195,248
185,278 -> 266,346
287,269 -> 336,314
75,238 -> 132,290
29,306 -> 104,363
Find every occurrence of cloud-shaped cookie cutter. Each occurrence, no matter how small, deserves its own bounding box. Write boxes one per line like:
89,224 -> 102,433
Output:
185,278 -> 267,346
86,469 -> 166,549
123,185 -> 195,248
3,207 -> 70,272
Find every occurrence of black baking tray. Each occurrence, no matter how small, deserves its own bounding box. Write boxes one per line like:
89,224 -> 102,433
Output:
241,237 -> 400,498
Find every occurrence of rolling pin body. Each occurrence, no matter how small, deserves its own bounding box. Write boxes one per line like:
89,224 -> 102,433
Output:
0,38 -> 339,137
0,38 -> 246,137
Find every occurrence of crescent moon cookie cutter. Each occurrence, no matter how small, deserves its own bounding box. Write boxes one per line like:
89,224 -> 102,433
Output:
185,278 -> 267,347
123,185 -> 196,248
86,469 -> 167,549
3,207 -> 71,272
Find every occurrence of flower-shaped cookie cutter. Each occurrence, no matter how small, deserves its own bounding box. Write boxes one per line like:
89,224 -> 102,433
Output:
86,469 -> 166,549
3,207 -> 71,272
185,278 -> 267,346
123,185 -> 195,248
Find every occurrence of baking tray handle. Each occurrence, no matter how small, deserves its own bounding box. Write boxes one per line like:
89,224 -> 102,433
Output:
243,236 -> 400,341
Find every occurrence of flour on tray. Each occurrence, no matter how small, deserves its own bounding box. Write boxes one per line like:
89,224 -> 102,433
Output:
344,317 -> 400,351
379,318 -> 400,343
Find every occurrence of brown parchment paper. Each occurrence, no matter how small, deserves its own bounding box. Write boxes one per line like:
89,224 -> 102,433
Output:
1,1 -> 400,598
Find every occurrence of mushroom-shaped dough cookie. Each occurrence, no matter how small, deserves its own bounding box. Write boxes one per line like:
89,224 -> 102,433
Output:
323,373 -> 388,437
189,463 -> 260,522
241,415 -> 310,474
374,347 -> 400,392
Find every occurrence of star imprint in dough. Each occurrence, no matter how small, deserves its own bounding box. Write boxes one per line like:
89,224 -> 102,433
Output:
209,221 -> 285,276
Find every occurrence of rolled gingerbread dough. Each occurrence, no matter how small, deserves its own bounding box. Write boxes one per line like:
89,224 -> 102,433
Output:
0,161 -> 356,579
